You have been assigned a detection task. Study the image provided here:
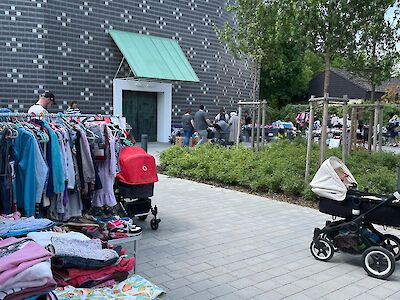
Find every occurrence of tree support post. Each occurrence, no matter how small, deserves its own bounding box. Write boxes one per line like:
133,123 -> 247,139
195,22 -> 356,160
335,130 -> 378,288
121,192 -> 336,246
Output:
352,108 -> 358,151
256,102 -> 261,151
236,104 -> 242,148
305,98 -> 315,180
342,95 -> 348,163
368,108 -> 373,151
378,105 -> 383,151
373,101 -> 379,152
319,93 -> 329,165
251,105 -> 256,150
261,100 -> 266,147
349,107 -> 354,152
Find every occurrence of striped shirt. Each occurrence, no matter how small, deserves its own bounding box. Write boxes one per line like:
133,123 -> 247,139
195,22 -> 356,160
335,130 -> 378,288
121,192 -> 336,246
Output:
64,107 -> 81,115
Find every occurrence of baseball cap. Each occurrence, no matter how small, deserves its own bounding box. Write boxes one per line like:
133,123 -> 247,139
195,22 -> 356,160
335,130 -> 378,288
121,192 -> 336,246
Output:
41,91 -> 55,103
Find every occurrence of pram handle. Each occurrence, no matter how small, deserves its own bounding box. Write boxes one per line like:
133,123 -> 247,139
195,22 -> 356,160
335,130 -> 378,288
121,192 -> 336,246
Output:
351,191 -> 400,224
389,191 -> 400,203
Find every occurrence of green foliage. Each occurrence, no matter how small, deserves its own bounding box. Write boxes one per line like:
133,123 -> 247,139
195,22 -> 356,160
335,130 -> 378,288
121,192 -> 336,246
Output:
260,49 -> 322,108
344,1 -> 400,101
160,141 -> 400,202
216,0 -> 268,62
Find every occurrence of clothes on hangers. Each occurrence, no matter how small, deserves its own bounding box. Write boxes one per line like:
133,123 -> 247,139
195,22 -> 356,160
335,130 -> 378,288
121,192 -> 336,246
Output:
92,124 -> 117,208
296,112 -> 310,127
0,115 -> 124,221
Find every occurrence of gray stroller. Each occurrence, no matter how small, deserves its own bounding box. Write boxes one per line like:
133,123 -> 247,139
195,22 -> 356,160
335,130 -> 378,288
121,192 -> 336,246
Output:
210,120 -> 231,146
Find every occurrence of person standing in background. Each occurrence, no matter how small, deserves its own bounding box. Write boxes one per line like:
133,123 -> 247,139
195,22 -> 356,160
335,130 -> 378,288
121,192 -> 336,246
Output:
181,108 -> 195,146
65,100 -> 81,115
214,108 -> 229,123
194,105 -> 212,147
228,112 -> 240,144
243,110 -> 252,142
28,91 -> 55,115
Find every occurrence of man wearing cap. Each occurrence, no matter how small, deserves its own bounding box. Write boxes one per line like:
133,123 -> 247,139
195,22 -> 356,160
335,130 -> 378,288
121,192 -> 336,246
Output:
28,91 -> 55,115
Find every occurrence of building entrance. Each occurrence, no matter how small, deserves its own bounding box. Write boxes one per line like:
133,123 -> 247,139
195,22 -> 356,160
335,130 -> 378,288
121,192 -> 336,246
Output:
123,91 -> 157,142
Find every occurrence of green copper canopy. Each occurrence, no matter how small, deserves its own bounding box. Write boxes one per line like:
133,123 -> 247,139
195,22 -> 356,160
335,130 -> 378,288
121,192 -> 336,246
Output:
110,30 -> 199,82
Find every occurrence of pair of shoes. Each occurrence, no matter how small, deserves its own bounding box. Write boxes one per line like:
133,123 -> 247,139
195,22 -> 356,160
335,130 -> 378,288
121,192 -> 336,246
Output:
107,219 -> 127,231
109,228 -> 142,239
66,216 -> 99,227
106,219 -> 139,233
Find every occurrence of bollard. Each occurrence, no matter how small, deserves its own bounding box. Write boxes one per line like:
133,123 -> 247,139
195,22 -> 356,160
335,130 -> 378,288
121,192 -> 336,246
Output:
141,134 -> 148,153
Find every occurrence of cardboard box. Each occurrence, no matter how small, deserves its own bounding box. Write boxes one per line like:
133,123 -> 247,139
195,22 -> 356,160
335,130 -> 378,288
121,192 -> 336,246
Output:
175,136 -> 184,147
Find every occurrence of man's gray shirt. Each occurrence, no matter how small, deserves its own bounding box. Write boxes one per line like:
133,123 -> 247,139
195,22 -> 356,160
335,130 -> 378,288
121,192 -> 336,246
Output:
194,110 -> 208,131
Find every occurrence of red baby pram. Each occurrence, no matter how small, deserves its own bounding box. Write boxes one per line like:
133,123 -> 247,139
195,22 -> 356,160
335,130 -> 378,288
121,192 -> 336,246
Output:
114,146 -> 161,230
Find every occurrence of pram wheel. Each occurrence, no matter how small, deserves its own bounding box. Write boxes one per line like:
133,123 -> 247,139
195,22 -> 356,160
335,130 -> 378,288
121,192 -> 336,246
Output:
138,215 -> 148,221
382,234 -> 400,261
362,246 -> 395,280
150,218 -> 159,230
310,238 -> 334,261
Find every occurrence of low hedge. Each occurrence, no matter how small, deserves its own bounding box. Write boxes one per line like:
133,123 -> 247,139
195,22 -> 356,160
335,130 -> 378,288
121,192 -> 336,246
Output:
159,139 -> 400,201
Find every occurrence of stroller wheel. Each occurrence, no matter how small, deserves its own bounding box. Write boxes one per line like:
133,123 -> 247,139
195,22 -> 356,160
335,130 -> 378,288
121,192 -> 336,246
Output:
310,238 -> 334,261
362,246 -> 395,280
382,234 -> 400,261
150,218 -> 160,230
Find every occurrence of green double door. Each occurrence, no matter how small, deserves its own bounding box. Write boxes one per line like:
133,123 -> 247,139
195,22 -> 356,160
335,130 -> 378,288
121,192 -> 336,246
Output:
123,91 -> 157,142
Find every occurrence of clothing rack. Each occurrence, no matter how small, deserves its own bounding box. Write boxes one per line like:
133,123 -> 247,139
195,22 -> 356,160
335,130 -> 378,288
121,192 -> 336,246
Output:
0,113 -> 120,118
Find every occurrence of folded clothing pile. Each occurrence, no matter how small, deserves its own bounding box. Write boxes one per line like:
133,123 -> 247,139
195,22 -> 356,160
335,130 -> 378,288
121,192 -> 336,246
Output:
46,234 -> 134,288
0,217 -> 54,238
0,237 -> 56,300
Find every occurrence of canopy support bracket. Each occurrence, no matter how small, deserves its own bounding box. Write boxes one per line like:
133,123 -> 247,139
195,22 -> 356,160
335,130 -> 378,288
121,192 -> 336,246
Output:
114,57 -> 125,80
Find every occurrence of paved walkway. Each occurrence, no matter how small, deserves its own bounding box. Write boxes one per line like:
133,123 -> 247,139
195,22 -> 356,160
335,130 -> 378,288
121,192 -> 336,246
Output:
124,175 -> 400,299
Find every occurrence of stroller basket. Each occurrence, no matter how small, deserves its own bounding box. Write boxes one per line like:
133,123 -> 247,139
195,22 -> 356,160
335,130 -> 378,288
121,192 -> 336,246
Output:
117,181 -> 154,199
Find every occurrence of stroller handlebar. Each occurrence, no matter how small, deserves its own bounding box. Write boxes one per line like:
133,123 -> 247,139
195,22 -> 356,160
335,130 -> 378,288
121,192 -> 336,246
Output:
390,191 -> 400,203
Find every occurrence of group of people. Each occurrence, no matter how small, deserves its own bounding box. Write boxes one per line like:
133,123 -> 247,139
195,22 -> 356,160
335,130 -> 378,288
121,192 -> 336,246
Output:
181,105 -> 250,147
25,91 -> 81,116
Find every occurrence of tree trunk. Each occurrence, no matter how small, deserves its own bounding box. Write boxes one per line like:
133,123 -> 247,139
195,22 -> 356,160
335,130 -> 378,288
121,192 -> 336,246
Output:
251,60 -> 258,150
252,60 -> 258,102
323,48 -> 331,95
372,86 -> 379,152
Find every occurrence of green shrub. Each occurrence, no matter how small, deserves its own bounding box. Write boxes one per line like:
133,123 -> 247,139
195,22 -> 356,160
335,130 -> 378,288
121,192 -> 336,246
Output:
160,141 -> 400,201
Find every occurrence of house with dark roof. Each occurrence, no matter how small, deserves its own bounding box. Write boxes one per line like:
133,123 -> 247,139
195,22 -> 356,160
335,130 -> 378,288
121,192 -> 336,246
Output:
308,68 -> 398,100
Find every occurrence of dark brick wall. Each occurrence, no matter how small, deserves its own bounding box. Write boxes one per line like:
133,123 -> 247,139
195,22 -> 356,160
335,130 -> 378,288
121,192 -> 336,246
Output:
0,0 -> 254,124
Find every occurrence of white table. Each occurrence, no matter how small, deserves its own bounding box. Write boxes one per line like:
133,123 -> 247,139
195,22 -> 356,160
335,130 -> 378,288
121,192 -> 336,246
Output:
108,232 -> 142,273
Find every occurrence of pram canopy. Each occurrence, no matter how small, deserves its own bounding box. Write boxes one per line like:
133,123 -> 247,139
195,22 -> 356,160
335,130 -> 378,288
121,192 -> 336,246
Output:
310,157 -> 357,201
116,146 -> 158,185
214,120 -> 229,132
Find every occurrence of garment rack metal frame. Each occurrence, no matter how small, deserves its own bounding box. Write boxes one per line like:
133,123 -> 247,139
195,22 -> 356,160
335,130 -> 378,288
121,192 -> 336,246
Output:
0,113 -> 121,118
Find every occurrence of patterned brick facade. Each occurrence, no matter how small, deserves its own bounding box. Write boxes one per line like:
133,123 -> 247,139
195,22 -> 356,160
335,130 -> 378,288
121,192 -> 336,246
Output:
0,0 -> 254,124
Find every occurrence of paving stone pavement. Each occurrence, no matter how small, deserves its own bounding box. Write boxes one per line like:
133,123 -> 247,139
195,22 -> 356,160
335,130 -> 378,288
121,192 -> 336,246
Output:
123,174 -> 400,299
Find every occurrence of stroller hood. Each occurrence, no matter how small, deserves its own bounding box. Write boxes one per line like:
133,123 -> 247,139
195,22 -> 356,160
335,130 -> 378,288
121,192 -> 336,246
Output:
214,120 -> 229,132
310,156 -> 357,201
116,146 -> 158,185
